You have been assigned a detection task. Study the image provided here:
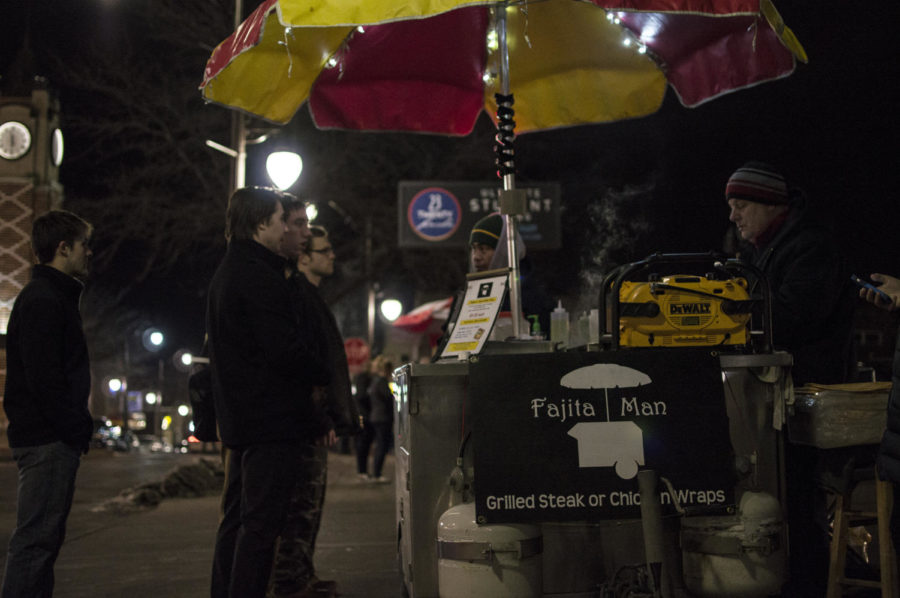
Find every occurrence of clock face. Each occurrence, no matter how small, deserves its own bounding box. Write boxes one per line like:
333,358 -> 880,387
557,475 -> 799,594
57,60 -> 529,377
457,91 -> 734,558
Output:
0,121 -> 32,160
51,128 -> 64,166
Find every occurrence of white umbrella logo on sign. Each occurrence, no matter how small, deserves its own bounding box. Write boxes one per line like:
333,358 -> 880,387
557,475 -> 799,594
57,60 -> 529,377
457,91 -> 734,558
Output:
561,364 -> 652,480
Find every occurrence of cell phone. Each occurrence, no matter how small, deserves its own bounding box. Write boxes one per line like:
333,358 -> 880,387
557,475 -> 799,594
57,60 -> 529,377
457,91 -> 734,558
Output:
850,275 -> 892,303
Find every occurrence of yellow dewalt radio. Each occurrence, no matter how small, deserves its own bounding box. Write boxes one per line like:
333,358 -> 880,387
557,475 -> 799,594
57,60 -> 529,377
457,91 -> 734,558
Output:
600,254 -> 770,350
618,276 -> 751,347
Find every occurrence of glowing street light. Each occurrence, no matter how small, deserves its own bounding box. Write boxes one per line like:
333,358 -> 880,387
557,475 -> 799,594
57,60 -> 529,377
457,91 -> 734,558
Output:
145,392 -> 158,405
174,349 -> 209,373
141,327 -> 165,352
108,378 -> 123,393
379,298 -> 403,322
266,151 -> 303,190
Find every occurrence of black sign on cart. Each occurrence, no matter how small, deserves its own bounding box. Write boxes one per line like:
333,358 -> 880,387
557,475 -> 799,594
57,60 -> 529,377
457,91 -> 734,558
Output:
470,349 -> 733,523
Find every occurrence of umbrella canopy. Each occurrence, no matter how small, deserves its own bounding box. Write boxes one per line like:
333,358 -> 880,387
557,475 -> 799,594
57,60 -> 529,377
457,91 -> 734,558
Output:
392,296 -> 454,333
200,0 -> 806,339
200,0 -> 806,134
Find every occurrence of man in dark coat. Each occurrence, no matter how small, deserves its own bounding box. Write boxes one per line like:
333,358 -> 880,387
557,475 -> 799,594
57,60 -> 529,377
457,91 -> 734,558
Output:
294,226 -> 359,440
727,162 -> 855,386
208,187 -> 331,598
2,210 -> 94,597
268,217 -> 359,597
727,162 -> 856,597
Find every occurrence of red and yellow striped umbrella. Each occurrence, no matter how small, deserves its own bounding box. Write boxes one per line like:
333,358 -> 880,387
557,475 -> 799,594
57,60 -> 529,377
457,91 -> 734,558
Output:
200,0 -> 806,135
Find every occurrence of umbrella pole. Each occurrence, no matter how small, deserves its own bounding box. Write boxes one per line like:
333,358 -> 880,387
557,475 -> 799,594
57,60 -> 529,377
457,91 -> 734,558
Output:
231,0 -> 246,192
496,6 -> 525,338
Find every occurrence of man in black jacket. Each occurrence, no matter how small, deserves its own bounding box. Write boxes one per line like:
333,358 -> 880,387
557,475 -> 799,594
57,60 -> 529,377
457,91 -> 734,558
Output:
726,161 -> 855,386
727,162 -> 855,597
269,221 -> 361,597
2,209 -> 94,597
208,187 -> 331,598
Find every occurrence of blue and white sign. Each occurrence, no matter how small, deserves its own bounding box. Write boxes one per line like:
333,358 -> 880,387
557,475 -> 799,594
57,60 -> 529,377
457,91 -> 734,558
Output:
398,181 -> 560,249
407,187 -> 462,242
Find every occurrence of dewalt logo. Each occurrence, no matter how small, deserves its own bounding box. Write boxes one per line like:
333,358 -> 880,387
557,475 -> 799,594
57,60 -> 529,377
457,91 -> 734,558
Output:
669,303 -> 711,315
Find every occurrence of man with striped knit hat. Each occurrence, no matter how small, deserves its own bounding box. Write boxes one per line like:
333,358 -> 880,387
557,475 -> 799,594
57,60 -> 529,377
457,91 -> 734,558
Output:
726,161 -> 854,386
727,161 -> 856,597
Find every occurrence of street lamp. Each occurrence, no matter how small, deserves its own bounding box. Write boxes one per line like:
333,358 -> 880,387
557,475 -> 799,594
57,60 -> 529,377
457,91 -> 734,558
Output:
379,298 -> 403,322
116,325 -> 165,441
108,378 -> 124,394
141,327 -> 165,352
266,150 -> 303,190
174,349 -> 209,371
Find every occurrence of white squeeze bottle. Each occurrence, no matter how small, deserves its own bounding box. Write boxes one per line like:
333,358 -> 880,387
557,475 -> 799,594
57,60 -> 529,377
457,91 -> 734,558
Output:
550,300 -> 569,347
589,308 -> 600,344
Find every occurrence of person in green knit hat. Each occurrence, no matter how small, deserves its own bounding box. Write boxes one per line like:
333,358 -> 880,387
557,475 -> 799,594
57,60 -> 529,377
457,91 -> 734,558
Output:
469,212 -> 504,272
467,212 -> 553,335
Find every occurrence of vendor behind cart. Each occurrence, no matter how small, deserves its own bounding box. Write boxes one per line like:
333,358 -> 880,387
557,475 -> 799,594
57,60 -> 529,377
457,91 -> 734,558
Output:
469,213 -> 554,336
726,161 -> 856,597
726,161 -> 855,386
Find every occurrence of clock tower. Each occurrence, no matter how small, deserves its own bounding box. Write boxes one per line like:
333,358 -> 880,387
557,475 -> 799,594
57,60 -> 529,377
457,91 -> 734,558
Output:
0,82 -> 64,335
0,81 -> 65,440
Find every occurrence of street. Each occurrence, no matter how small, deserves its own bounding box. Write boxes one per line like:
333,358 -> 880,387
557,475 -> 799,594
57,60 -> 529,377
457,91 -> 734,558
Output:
0,448 -> 399,597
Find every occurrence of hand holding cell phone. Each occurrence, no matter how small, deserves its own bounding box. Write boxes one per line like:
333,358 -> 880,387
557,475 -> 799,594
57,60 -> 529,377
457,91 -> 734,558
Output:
851,274 -> 893,306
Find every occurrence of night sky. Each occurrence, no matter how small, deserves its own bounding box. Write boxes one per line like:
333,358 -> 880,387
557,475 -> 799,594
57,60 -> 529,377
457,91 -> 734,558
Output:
2,1 -> 899,368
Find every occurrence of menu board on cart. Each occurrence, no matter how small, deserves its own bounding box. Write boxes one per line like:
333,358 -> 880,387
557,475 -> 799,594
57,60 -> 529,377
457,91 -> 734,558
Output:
438,270 -> 508,360
470,349 -> 733,523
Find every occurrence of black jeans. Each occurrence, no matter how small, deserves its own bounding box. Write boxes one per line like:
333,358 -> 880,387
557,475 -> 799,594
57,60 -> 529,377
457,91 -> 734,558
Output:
1,441 -> 81,598
371,421 -> 393,478
210,442 -> 305,598
354,422 -> 374,475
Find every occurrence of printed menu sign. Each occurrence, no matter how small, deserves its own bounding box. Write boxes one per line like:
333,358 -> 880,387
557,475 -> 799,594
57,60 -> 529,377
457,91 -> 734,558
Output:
439,271 -> 508,359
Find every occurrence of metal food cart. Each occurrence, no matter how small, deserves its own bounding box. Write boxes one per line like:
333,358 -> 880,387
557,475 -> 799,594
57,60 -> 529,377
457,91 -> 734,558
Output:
394,255 -> 804,598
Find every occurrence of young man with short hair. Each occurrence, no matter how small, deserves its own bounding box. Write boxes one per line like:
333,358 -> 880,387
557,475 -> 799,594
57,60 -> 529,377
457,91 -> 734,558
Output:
207,187 -> 331,598
2,209 -> 95,597
269,224 -> 358,598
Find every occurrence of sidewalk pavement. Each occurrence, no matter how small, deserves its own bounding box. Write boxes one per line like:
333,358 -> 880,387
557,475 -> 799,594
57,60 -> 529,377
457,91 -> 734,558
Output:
6,451 -> 399,598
